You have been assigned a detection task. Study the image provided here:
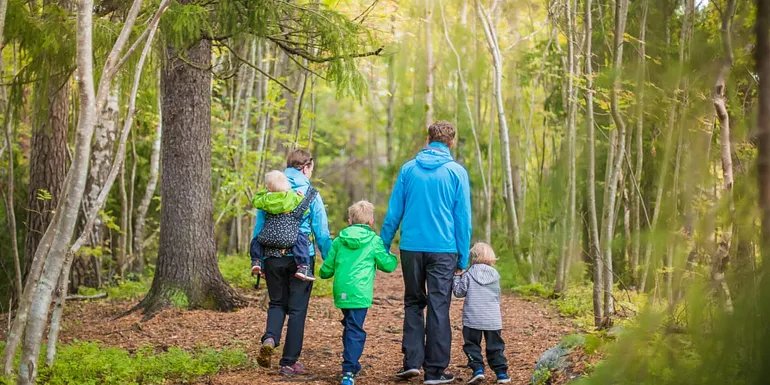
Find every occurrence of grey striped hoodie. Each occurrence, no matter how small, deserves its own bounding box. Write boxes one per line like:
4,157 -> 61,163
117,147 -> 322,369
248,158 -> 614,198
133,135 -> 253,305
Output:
452,263 -> 502,331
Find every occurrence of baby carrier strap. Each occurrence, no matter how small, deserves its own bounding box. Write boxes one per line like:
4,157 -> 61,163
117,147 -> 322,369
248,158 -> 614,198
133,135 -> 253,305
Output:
291,186 -> 318,219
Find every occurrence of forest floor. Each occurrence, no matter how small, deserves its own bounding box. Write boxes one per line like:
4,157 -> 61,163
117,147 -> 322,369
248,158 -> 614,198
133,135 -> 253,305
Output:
1,267 -> 574,384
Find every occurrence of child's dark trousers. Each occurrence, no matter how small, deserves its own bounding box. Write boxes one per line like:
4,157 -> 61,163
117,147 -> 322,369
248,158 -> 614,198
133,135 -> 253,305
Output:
462,326 -> 508,374
340,308 -> 368,374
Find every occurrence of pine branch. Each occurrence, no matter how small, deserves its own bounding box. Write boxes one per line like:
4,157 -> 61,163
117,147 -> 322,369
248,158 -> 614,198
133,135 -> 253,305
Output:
269,38 -> 383,63
217,40 -> 297,94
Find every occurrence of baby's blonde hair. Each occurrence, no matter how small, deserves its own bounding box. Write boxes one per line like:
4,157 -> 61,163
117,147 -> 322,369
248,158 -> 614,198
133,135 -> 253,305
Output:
348,200 -> 375,225
264,170 -> 291,192
470,242 -> 497,265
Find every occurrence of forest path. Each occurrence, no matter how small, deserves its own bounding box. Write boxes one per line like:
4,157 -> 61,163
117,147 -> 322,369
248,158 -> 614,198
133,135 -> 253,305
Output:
28,267 -> 573,384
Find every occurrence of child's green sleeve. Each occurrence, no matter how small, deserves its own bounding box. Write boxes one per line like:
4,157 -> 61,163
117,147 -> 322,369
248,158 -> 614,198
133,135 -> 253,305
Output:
374,236 -> 398,273
319,241 -> 339,279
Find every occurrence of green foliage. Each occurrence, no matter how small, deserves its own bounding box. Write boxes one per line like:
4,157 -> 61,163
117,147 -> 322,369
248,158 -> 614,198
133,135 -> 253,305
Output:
0,341 -> 250,385
513,282 -> 552,298
218,254 -> 254,290
78,278 -> 150,301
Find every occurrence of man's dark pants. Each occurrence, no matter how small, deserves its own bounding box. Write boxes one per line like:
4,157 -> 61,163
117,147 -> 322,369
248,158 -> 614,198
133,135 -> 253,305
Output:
400,250 -> 456,378
462,327 -> 508,374
261,254 -> 313,366
340,308 -> 369,374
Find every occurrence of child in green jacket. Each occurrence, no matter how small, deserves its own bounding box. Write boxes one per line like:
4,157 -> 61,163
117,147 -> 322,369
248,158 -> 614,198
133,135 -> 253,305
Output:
319,201 -> 398,385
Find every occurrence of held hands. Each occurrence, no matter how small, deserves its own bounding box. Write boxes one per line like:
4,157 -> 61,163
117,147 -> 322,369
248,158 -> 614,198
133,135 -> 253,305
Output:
454,268 -> 466,276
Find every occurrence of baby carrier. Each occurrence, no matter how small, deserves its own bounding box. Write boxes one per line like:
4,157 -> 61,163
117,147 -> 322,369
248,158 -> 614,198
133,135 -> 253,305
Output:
255,186 -> 318,258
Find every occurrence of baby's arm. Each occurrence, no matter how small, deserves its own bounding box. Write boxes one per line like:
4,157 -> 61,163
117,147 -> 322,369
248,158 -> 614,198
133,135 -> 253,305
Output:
452,273 -> 469,298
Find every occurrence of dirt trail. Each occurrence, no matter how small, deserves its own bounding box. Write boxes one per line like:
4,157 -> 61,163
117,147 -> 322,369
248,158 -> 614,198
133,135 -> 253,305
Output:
4,267 -> 572,384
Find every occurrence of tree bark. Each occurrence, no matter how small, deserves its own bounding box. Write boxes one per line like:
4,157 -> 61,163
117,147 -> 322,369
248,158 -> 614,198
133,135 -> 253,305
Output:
3,94 -> 21,303
24,72 -> 69,283
135,27 -> 244,317
385,44 -> 396,165
75,86 -> 119,289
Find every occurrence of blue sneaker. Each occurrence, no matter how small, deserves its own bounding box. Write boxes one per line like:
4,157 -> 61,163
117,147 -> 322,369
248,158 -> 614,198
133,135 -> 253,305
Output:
468,369 -> 485,384
342,372 -> 355,385
496,373 -> 511,384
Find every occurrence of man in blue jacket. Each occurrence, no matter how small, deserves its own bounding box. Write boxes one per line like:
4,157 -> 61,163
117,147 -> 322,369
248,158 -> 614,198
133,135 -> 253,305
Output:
253,149 -> 333,375
381,121 -> 472,384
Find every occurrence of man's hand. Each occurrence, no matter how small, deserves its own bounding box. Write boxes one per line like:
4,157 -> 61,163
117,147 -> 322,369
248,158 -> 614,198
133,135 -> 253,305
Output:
454,268 -> 466,276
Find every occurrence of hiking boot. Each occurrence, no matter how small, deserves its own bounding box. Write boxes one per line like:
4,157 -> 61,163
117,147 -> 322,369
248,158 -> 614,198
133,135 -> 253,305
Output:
424,372 -> 456,384
467,369 -> 485,384
280,362 -> 306,376
341,372 -> 356,385
256,338 -> 275,368
495,373 -> 511,384
295,265 -> 316,281
396,368 -> 421,380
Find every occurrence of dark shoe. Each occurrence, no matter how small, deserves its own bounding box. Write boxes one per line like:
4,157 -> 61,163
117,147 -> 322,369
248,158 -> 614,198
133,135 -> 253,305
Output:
256,338 -> 275,368
495,373 -> 511,384
396,368 -> 421,380
280,362 -> 306,376
467,369 -> 485,384
424,372 -> 456,384
341,372 -> 356,385
295,265 -> 316,281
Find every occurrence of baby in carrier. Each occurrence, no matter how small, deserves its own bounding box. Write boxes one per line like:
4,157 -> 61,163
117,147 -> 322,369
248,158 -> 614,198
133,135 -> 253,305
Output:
250,170 -> 318,281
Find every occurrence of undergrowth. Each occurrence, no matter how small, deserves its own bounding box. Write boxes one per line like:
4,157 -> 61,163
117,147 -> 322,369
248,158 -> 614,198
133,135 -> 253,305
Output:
0,341 -> 249,385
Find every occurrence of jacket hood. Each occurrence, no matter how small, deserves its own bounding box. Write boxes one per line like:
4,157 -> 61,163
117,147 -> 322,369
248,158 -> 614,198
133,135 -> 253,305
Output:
252,190 -> 303,214
468,264 -> 500,285
338,225 -> 376,250
415,142 -> 454,170
285,167 -> 310,189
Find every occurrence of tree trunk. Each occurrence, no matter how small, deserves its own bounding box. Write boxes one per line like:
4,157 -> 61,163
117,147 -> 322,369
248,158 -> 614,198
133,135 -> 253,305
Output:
476,0 -> 523,270
631,0 -> 648,289
135,30 -> 244,317
3,94 -> 22,303
24,74 -> 69,283
712,0 -> 737,312
425,0 -> 434,127
133,89 -> 161,272
556,0 -> 578,296
599,0 -> 629,323
75,86 -> 119,289
385,44 -> 396,165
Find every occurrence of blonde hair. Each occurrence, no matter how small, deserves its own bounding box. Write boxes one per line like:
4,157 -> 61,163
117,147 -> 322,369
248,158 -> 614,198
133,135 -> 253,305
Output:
264,170 -> 291,192
470,242 -> 497,265
348,200 -> 375,225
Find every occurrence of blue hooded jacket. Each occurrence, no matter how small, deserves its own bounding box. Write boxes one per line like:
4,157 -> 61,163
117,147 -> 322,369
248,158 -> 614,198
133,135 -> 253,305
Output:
381,142 -> 472,269
252,167 -> 333,259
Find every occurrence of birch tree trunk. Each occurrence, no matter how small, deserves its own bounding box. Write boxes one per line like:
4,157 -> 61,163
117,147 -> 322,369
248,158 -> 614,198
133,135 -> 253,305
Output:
3,97 -> 21,302
134,89 -> 162,271
476,0 -> 528,282
555,0 -> 578,296
75,86 -> 119,288
632,0 -> 648,289
425,0 -> 434,127
755,0 -> 770,271
439,0 -> 489,223
599,0 -> 629,323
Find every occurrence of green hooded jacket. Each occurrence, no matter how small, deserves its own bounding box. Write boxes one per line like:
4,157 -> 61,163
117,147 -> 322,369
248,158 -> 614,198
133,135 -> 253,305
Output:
251,190 -> 304,214
319,224 -> 398,309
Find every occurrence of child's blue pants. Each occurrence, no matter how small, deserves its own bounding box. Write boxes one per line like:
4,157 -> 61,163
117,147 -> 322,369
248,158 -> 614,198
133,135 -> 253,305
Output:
340,308 -> 368,374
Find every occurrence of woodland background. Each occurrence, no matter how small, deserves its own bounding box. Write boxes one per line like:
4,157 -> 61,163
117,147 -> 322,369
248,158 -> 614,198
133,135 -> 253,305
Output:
0,0 -> 769,383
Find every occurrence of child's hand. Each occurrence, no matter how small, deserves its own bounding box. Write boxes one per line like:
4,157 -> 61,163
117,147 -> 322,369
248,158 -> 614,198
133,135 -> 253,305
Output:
454,269 -> 466,276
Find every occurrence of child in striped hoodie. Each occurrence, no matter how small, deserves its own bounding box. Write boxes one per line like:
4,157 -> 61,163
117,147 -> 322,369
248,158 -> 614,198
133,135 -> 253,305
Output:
452,242 -> 510,384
